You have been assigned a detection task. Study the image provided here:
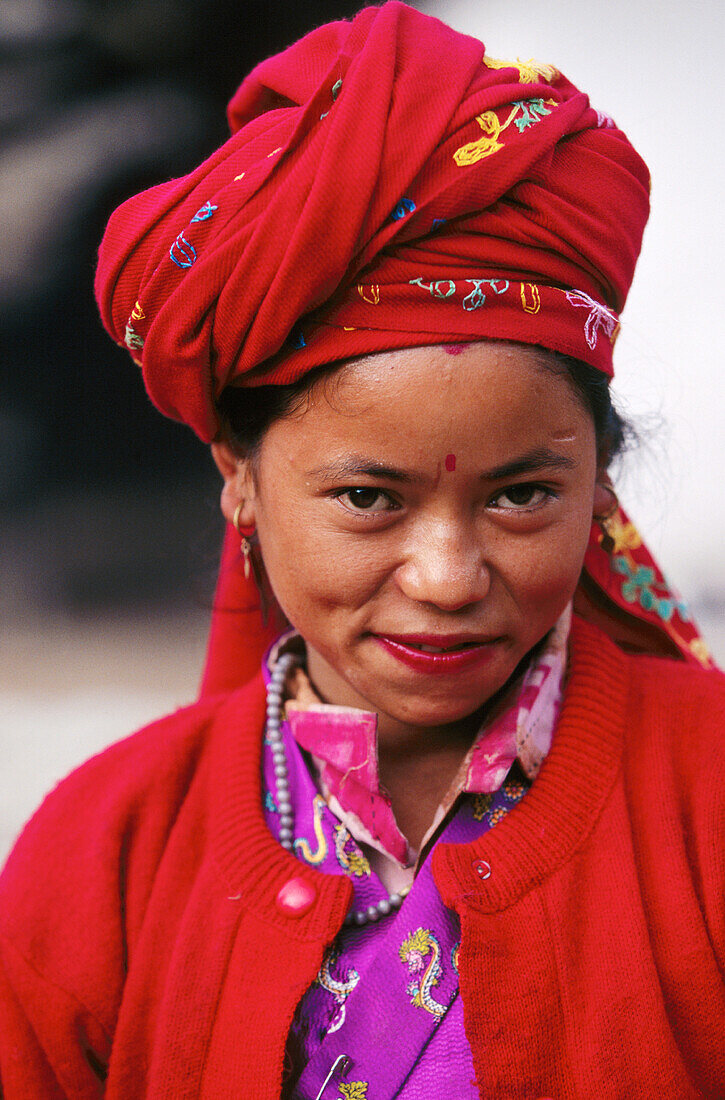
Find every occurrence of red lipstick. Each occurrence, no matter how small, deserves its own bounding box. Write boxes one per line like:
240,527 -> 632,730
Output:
373,632 -> 499,675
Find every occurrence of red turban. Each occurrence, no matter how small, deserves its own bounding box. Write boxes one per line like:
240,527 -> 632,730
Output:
96,1 -> 650,444
95,2 -> 713,682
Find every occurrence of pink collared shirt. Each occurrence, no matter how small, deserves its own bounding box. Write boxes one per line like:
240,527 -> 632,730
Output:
272,608 -> 570,892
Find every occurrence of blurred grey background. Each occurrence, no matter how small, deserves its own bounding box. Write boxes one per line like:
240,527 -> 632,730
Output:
2,0 -> 723,862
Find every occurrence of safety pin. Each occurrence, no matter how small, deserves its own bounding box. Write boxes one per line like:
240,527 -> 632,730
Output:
314,1054 -> 351,1100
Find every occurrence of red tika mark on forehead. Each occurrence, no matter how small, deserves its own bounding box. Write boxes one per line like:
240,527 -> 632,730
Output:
445,453 -> 456,472
442,343 -> 471,355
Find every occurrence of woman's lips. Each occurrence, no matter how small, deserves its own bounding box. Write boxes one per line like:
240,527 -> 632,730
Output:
373,633 -> 500,675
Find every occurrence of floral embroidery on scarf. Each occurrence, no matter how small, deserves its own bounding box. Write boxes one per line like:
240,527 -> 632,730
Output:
451,942 -> 461,973
454,98 -> 556,166
462,277 -> 509,310
191,200 -> 217,222
391,197 -> 416,220
520,282 -> 541,314
320,76 -> 343,119
587,506 -> 715,670
595,108 -> 616,128
169,232 -> 197,269
565,290 -> 619,349
613,559 -> 690,623
317,948 -> 360,1033
512,98 -> 553,131
294,794 -> 328,865
483,55 -> 559,84
124,323 -> 144,351
338,1084 -> 369,1100
357,284 -> 381,304
334,823 -> 371,877
409,276 -> 456,298
600,512 -> 642,555
409,276 -> 508,308
124,300 -> 146,352
399,928 -> 446,1018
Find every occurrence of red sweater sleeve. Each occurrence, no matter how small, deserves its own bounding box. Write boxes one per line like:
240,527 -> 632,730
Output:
0,697 -> 219,1096
0,936 -> 109,1098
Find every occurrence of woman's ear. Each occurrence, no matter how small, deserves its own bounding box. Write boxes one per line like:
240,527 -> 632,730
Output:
593,469 -> 618,519
210,441 -> 256,527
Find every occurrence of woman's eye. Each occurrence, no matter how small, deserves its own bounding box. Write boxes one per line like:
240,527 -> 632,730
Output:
335,487 -> 396,514
491,483 -> 550,510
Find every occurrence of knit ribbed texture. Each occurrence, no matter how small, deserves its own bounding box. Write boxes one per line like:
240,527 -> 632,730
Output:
0,619 -> 723,1097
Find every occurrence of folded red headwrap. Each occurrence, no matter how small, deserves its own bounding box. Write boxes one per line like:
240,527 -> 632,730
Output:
96,1 -> 649,443
95,2 -> 713,678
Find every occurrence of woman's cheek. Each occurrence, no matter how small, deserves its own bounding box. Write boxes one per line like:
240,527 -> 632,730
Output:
500,523 -> 589,618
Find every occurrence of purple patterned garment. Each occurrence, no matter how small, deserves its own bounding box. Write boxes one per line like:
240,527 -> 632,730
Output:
261,663 -> 529,1099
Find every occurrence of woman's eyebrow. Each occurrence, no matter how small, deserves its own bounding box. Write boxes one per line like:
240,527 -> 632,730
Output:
482,448 -> 576,480
307,457 -> 420,483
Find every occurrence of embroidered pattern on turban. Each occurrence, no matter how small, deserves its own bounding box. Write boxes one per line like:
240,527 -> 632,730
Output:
96,1 -> 649,443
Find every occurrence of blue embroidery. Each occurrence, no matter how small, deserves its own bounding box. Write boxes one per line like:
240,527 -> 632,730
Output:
169,233 -> 196,269
462,278 -> 509,310
290,329 -> 306,349
512,98 -> 552,132
321,76 -> 344,118
613,558 -> 690,622
409,277 -> 456,298
191,201 -> 218,222
265,791 -> 278,813
431,218 -> 448,231
391,197 -> 416,221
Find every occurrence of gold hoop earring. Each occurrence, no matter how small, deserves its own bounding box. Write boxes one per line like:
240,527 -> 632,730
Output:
232,502 -> 256,580
594,484 -> 619,555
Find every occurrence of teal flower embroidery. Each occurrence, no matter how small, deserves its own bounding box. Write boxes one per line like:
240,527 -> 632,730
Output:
513,98 -> 552,131
612,556 -> 690,622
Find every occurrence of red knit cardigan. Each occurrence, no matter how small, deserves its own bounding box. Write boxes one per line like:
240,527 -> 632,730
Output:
0,620 -> 723,1098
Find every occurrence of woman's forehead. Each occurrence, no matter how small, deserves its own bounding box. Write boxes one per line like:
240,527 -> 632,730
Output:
264,342 -> 594,464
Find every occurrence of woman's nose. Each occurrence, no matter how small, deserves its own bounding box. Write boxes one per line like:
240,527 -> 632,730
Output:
395,521 -> 490,610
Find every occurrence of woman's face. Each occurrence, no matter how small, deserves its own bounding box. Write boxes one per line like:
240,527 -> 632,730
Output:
215,343 -> 603,739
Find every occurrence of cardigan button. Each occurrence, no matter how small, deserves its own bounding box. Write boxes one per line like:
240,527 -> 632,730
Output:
275,877 -> 317,916
472,859 -> 491,880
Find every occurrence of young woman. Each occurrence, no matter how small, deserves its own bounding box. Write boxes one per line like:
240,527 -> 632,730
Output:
1,4 -> 722,1097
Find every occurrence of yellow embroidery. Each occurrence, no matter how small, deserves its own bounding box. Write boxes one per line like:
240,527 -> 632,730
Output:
520,283 -> 541,314
130,300 -> 145,322
454,108 -> 509,165
334,824 -> 371,877
484,55 -> 559,84
339,1084 -> 369,1100
690,638 -> 712,668
600,512 -> 642,555
454,98 -> 556,166
234,172 -> 246,180
399,928 -> 446,1018
293,794 -> 328,865
472,792 -> 492,820
267,146 -> 282,157
357,284 -> 380,305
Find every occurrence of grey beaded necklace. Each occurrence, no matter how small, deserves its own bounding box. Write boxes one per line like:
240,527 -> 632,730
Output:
266,652 -> 410,926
